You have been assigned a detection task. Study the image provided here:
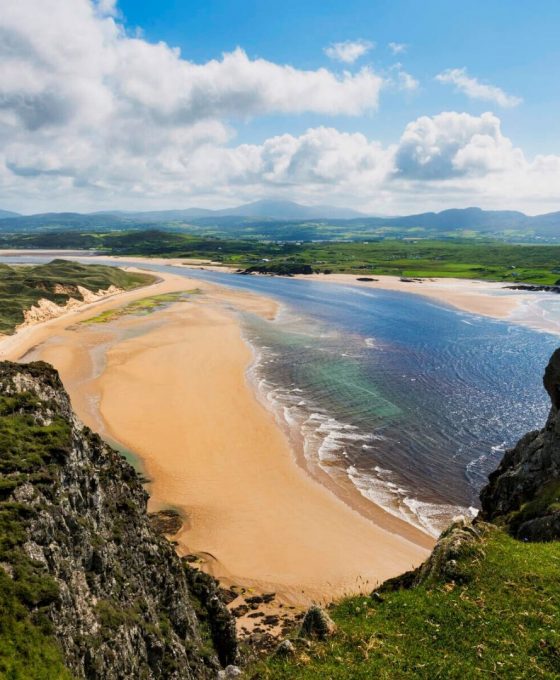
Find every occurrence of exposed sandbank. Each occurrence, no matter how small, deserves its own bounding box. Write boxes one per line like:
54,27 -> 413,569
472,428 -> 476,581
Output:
296,273 -> 529,319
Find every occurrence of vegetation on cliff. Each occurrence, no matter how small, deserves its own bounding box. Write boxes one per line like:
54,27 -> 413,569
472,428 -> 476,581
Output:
253,526 -> 559,679
0,361 -> 236,679
0,260 -> 154,334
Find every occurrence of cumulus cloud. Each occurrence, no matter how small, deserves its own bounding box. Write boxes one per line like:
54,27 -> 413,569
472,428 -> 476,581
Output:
324,39 -> 374,64
436,68 -> 522,108
1,1 -> 559,214
394,111 -> 523,179
388,42 -> 407,55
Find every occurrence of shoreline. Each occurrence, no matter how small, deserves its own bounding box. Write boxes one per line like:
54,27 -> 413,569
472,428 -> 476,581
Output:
91,256 -> 560,336
294,272 -> 560,331
2,250 -> 557,334
2,270 -> 431,605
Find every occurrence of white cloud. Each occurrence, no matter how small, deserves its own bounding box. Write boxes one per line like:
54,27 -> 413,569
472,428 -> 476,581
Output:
436,68 -> 522,108
390,64 -> 419,92
394,111 -> 521,179
0,1 -> 384,132
324,39 -> 374,64
1,1 -> 559,214
388,42 -> 407,55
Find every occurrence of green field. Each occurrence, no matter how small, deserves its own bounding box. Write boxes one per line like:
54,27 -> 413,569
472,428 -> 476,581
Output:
0,259 -> 154,334
8,230 -> 559,284
252,527 -> 560,679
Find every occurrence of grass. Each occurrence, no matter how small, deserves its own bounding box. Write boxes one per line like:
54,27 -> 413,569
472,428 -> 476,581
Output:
0,259 -> 155,334
252,528 -> 560,679
3,231 -> 560,284
81,290 -> 200,325
0,387 -> 73,679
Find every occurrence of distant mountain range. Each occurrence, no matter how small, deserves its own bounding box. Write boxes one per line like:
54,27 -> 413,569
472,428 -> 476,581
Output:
0,209 -> 20,219
0,201 -> 559,240
93,199 -> 365,221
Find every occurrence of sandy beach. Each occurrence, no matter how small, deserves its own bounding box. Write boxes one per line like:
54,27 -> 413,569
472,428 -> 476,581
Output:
2,268 -> 431,606
2,254 -> 556,608
297,272 -> 530,319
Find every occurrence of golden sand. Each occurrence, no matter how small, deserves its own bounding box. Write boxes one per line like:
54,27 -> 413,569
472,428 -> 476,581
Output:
4,271 -> 431,604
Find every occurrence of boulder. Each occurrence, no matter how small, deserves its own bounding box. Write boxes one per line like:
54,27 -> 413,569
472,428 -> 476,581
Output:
299,605 -> 336,640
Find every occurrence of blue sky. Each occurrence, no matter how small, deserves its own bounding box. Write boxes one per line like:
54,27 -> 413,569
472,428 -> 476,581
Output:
118,0 -> 560,155
1,0 -> 560,214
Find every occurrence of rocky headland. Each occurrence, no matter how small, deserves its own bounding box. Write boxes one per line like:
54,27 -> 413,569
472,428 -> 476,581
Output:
0,360 -> 236,679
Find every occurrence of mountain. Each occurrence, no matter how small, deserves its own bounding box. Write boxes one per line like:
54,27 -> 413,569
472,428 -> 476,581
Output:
0,209 -> 20,219
0,204 -> 559,240
0,360 -> 237,678
348,207 -> 533,231
213,199 -> 364,220
101,200 -> 365,221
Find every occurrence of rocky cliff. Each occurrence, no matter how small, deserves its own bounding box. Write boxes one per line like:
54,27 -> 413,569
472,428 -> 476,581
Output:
0,361 -> 237,679
480,347 -> 560,541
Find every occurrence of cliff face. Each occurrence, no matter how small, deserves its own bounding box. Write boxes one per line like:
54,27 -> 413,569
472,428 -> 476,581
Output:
0,361 -> 236,679
480,348 -> 560,541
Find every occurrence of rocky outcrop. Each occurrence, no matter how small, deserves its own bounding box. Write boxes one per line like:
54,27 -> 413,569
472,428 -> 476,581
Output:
480,348 -> 560,541
0,361 -> 236,678
504,284 -> 560,293
376,519 -> 488,593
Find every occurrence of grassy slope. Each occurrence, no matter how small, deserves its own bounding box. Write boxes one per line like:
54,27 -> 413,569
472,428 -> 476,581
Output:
0,388 -> 73,679
0,259 -> 154,334
4,231 -> 560,284
253,529 -> 560,679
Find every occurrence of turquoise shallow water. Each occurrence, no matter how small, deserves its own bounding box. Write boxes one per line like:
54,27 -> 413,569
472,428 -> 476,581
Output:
4,255 -> 559,535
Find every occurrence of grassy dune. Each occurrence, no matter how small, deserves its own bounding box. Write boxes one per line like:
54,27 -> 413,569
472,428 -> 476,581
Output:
0,259 -> 154,334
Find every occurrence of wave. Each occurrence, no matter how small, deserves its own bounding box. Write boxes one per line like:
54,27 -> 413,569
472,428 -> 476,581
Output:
245,334 -> 471,538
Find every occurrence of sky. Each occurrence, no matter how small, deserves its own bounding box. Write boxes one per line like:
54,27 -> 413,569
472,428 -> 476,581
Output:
1,0 -> 560,215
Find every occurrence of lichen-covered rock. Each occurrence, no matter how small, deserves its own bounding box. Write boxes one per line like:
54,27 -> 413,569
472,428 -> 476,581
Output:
274,639 -> 295,658
377,519 -> 486,593
411,520 -> 485,585
480,348 -> 560,541
0,360 -> 236,678
299,605 -> 336,640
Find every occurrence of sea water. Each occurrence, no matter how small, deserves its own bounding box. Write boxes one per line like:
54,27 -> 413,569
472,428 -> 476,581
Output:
4,255 -> 559,535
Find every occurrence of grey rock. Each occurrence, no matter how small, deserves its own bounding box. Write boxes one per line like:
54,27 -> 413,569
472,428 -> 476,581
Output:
218,665 -> 243,678
299,605 -> 336,640
274,639 -> 295,658
0,361 -> 237,678
480,348 -> 560,541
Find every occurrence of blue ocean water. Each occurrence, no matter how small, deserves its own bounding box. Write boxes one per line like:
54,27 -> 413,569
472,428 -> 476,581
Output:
4,255 -> 559,534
